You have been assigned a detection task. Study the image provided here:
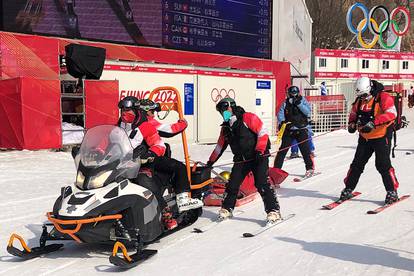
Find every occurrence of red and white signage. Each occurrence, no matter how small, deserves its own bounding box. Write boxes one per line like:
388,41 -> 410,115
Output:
315,48 -> 414,60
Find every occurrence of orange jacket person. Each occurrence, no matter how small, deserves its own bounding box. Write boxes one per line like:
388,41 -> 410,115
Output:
339,77 -> 399,205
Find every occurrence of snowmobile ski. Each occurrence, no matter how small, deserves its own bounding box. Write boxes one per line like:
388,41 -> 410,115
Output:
110,242 -> 157,269
7,233 -> 63,260
192,210 -> 244,233
242,213 -> 295,238
322,192 -> 361,210
7,243 -> 64,260
293,172 -> 322,182
367,195 -> 410,214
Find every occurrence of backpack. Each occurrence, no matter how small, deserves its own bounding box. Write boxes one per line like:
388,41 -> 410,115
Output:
384,91 -> 407,157
387,91 -> 404,130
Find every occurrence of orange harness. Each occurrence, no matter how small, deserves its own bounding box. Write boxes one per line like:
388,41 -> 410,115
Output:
356,96 -> 392,140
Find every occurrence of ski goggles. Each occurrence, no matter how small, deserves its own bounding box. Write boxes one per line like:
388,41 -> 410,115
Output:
118,99 -> 137,109
216,101 -> 231,113
140,102 -> 161,112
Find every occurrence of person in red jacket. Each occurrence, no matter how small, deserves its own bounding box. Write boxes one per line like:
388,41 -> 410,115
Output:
339,77 -> 400,205
118,97 -> 202,230
139,99 -> 188,138
206,97 -> 281,224
138,99 -> 202,213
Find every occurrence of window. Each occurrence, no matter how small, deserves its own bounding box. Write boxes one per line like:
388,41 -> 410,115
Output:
403,61 -> 409,70
362,59 -> 369,69
319,58 -> 327,67
340,59 -> 348,68
382,60 -> 389,70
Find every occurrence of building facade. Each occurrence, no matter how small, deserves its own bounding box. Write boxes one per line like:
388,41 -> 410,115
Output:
313,48 -> 414,96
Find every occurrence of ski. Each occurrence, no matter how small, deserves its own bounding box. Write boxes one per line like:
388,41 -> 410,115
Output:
293,172 -> 322,182
322,192 -> 361,210
192,210 -> 244,233
242,213 -> 295,238
367,195 -> 410,214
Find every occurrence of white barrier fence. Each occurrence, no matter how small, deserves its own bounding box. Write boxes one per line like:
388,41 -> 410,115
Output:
307,95 -> 348,133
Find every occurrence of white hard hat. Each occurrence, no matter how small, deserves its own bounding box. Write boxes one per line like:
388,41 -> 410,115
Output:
355,77 -> 372,97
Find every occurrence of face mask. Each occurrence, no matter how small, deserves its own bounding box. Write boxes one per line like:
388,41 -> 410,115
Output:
222,110 -> 232,122
121,110 -> 135,123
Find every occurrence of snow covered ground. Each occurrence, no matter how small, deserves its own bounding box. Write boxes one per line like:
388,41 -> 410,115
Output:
1,107 -> 414,276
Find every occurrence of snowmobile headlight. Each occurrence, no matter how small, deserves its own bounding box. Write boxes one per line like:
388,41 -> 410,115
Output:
75,171 -> 85,189
87,171 -> 112,189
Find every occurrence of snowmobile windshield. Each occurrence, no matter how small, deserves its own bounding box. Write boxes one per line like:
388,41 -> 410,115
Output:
77,125 -> 140,182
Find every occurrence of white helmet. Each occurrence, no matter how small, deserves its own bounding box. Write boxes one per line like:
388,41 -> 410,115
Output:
355,77 -> 372,97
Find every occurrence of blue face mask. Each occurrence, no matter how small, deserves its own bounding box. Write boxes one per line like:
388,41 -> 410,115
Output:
222,110 -> 232,122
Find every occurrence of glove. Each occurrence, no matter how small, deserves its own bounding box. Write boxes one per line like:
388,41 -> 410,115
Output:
293,95 -> 302,105
288,98 -> 294,104
278,121 -> 291,131
254,151 -> 266,162
206,161 -> 214,167
360,121 -> 375,133
140,150 -> 156,164
132,144 -> 148,159
178,118 -> 187,124
348,122 -> 356,134
278,121 -> 286,130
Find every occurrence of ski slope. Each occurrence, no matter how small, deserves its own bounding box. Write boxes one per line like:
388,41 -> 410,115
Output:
1,110 -> 414,276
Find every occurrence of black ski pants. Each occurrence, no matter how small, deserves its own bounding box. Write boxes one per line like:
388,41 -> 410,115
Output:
344,131 -> 399,192
135,172 -> 167,209
153,156 -> 190,194
274,128 -> 314,171
222,156 -> 279,213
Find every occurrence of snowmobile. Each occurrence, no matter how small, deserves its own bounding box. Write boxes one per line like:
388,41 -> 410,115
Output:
7,87 -> 212,269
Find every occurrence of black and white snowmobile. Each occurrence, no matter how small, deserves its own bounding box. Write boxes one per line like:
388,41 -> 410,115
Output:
7,125 -> 208,269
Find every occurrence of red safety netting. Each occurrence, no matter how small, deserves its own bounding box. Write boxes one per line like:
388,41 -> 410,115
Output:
0,77 -> 61,149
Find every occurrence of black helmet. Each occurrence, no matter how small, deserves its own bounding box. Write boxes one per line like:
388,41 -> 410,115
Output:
139,99 -> 161,112
216,97 -> 236,113
287,86 -> 300,97
118,96 -> 139,109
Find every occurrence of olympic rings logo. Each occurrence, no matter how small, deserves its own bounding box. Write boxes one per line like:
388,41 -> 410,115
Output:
346,3 -> 410,49
211,88 -> 236,103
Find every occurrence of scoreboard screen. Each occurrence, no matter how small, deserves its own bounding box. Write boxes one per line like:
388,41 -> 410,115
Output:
162,0 -> 272,58
1,0 -> 272,59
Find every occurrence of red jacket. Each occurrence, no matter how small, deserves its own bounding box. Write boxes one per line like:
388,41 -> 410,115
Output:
119,121 -> 166,156
208,111 -> 269,163
147,116 -> 187,138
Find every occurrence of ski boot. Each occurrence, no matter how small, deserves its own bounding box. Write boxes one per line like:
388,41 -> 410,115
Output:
162,207 -> 178,230
266,210 -> 282,224
176,192 -> 203,213
304,169 -> 314,178
339,188 -> 354,201
217,208 -> 233,221
385,190 -> 399,205
289,152 -> 300,159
